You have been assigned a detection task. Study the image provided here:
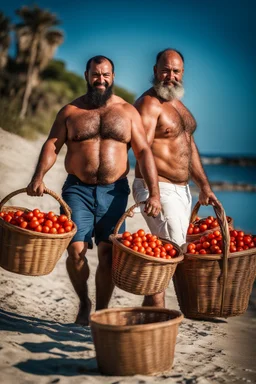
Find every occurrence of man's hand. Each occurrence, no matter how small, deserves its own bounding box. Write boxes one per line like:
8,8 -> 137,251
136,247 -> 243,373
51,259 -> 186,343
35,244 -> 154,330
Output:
144,196 -> 161,217
27,179 -> 45,197
199,188 -> 218,206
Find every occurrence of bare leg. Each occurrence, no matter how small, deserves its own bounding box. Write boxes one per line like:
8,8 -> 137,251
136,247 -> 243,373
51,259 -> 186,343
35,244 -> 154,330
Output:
95,242 -> 114,310
66,241 -> 91,326
142,291 -> 165,308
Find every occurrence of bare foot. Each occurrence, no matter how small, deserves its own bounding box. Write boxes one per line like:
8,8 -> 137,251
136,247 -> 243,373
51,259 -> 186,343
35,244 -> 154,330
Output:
75,299 -> 92,326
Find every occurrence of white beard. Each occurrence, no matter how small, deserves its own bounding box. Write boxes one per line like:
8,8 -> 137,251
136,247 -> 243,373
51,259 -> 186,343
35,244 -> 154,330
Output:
153,78 -> 185,101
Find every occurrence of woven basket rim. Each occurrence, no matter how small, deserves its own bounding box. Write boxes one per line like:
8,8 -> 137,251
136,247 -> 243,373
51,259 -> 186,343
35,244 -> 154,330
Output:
109,234 -> 184,264
0,216 -> 77,239
184,246 -> 256,260
90,306 -> 184,332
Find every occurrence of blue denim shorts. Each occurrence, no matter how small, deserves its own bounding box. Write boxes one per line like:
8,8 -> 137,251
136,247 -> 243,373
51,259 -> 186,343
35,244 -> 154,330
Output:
61,174 -> 130,248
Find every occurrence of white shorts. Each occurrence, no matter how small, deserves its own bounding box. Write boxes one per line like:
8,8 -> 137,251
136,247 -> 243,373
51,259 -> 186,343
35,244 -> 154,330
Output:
132,178 -> 192,246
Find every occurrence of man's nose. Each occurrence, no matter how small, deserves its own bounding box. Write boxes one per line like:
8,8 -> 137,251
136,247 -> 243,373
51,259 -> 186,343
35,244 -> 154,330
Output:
170,71 -> 175,80
98,74 -> 104,83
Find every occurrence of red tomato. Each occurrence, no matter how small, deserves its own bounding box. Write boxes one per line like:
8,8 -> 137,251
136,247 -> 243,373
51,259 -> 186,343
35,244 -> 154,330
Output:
237,231 -> 244,237
187,243 -> 195,252
64,226 -> 72,232
32,209 -> 41,217
26,212 -> 34,221
149,241 -> 157,249
122,231 -> 131,239
193,227 -> 200,234
202,241 -> 210,249
164,243 -> 173,251
132,245 -> 139,252
64,220 -> 73,228
35,225 -> 42,232
49,227 -> 58,234
230,245 -> 237,253
199,249 -> 207,254
187,227 -> 194,235
44,220 -> 53,228
137,229 -> 145,237
42,226 -> 50,233
47,211 -> 55,220
58,228 -> 65,234
29,220 -> 40,229
20,221 -> 28,229
200,224 -> 208,232
243,236 -> 252,244
58,214 -> 68,223
169,249 -> 177,257
122,240 -> 131,247
15,210 -> 24,217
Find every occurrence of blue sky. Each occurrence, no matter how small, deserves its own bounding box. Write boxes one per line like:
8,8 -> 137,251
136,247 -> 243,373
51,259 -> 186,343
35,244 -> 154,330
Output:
1,0 -> 255,155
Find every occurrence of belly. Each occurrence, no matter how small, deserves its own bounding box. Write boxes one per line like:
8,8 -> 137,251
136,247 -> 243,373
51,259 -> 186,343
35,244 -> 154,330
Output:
65,140 -> 129,184
152,136 -> 191,184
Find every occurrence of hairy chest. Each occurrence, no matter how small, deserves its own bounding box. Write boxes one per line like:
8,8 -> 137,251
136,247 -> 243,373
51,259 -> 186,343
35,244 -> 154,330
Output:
156,104 -> 197,139
66,109 -> 130,143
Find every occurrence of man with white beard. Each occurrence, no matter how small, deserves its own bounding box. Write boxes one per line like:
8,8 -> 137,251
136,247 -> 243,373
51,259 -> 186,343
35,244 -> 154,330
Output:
132,48 -> 218,307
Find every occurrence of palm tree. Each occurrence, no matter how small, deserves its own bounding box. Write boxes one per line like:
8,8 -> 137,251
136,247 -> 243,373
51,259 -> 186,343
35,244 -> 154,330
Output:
15,5 -> 63,119
0,12 -> 11,70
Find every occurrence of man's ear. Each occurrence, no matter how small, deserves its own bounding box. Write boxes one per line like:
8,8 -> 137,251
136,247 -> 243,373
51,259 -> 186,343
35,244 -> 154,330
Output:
84,71 -> 88,81
153,65 -> 157,75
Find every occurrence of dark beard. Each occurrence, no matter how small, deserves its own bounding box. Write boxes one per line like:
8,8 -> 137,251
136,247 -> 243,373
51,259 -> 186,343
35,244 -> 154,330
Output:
86,82 -> 113,108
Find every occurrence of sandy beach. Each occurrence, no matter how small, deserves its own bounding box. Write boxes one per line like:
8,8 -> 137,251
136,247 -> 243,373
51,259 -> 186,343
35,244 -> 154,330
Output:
0,127 -> 255,384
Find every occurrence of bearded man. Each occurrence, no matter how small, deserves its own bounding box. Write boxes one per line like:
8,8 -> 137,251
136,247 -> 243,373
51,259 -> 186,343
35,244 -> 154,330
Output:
27,55 -> 161,325
132,48 -> 218,308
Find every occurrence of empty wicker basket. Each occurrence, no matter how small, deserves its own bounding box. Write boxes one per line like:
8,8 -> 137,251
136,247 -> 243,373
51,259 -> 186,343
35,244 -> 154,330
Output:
90,306 -> 183,376
174,200 -> 256,318
109,202 -> 184,295
0,187 -> 77,276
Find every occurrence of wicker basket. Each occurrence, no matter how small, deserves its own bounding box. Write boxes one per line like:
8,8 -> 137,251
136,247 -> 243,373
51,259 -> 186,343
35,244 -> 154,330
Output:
173,200 -> 256,318
0,188 -> 77,276
186,201 -> 233,243
109,202 -> 184,295
90,306 -> 183,376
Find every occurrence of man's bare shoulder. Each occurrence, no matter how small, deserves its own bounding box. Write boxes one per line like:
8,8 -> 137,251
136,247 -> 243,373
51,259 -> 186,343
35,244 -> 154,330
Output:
111,95 -> 140,116
56,96 -> 85,117
135,88 -> 161,112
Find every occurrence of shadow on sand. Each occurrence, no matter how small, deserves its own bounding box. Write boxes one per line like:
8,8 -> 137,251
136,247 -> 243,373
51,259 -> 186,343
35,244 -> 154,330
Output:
0,308 -> 100,376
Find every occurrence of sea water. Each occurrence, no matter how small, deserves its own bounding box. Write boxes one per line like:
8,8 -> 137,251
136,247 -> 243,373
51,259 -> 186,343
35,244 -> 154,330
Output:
128,152 -> 256,233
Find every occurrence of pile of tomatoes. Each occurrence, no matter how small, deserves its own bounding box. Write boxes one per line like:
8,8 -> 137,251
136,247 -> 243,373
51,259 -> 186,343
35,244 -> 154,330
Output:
0,209 -> 74,234
120,229 -> 177,259
187,229 -> 256,255
187,215 -> 231,235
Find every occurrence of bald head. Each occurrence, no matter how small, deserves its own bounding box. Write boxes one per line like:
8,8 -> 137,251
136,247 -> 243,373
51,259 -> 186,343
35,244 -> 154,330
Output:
156,48 -> 184,66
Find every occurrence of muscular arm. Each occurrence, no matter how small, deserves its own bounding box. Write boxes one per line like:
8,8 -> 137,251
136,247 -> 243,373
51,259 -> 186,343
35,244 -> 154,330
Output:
190,137 -> 218,205
129,105 -> 161,216
27,108 -> 68,196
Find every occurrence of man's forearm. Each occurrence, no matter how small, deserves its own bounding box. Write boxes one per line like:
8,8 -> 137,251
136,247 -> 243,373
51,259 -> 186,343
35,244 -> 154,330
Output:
136,148 -> 160,197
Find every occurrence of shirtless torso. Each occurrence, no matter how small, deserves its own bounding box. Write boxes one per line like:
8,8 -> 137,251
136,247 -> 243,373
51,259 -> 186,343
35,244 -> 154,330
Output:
135,89 -> 197,185
63,95 -> 132,184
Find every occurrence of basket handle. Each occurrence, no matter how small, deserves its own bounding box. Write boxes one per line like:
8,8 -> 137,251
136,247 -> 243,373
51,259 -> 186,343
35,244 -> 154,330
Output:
189,201 -> 202,223
0,188 -> 72,220
190,200 -> 230,316
113,201 -> 146,235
